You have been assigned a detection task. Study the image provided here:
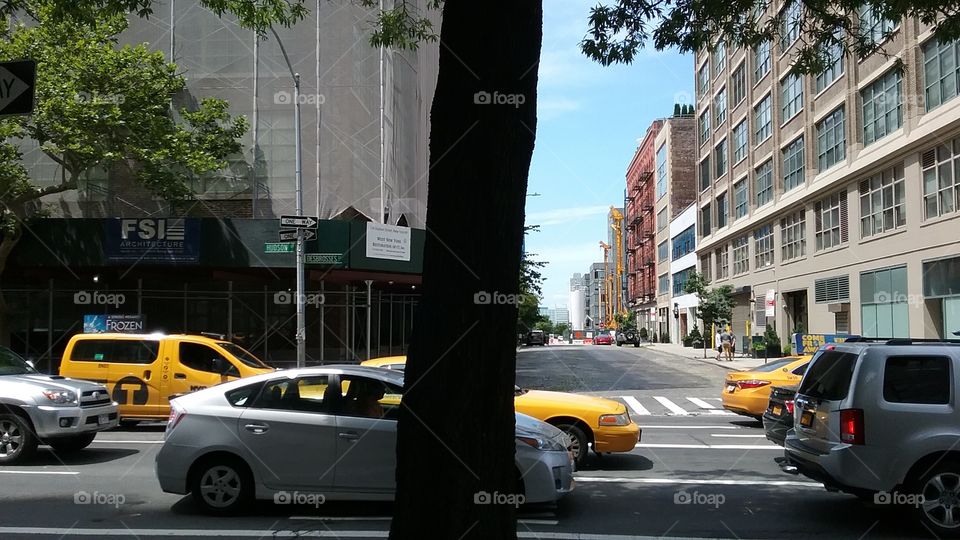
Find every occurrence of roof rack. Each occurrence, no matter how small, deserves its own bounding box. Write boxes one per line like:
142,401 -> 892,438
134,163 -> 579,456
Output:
200,332 -> 227,340
843,337 -> 960,345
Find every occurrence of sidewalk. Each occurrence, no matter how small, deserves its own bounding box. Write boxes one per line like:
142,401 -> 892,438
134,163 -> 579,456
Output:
641,341 -> 784,371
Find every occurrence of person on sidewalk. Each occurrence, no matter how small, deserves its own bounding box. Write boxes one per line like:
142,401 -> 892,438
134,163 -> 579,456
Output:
729,329 -> 737,359
720,327 -> 733,362
715,329 -> 722,361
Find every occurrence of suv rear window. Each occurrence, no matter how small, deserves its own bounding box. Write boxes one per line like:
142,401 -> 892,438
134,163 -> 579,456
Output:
883,356 -> 950,404
798,350 -> 858,401
70,339 -> 160,364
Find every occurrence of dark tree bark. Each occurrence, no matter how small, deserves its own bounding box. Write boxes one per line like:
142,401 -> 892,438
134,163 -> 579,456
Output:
390,1 -> 542,539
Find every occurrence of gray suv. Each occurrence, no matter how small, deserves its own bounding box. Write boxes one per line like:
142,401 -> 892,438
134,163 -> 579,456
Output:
781,338 -> 960,536
0,346 -> 118,463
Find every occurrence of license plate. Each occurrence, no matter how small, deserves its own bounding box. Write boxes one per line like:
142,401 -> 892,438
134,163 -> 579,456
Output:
726,384 -> 736,393
98,414 -> 109,425
800,411 -> 814,427
772,405 -> 782,416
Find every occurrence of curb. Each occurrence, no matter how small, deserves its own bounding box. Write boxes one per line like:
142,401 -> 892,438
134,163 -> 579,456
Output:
647,346 -> 749,371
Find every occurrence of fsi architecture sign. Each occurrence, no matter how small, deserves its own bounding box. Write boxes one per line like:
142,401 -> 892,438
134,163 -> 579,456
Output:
105,219 -> 200,263
365,223 -> 411,261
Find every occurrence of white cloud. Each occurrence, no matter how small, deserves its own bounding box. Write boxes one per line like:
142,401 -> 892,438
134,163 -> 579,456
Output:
526,205 -> 608,226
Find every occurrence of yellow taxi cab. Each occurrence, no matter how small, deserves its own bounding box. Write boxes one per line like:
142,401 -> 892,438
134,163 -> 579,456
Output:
721,355 -> 812,418
360,355 -> 640,465
59,333 -> 275,422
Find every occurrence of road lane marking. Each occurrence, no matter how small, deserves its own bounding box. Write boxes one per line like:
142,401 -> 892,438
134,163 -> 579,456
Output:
636,443 -> 779,450
707,409 -> 736,415
637,425 -> 743,429
686,397 -> 716,409
91,440 -> 163,444
621,396 -> 650,416
653,396 -> 688,415
0,470 -> 79,475
709,434 -> 767,438
574,476 -> 821,487
0,528 -> 730,539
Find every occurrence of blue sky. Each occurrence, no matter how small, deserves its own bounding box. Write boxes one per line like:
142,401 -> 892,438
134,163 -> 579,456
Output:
524,1 -> 694,309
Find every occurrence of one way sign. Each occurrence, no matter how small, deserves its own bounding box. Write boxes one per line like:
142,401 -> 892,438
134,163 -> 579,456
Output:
0,60 -> 36,116
280,215 -> 318,229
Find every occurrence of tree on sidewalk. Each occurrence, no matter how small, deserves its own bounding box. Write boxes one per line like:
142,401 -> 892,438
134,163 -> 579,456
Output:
684,270 -> 733,358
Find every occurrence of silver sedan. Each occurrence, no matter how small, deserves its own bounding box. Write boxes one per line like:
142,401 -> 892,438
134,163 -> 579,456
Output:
155,365 -> 574,513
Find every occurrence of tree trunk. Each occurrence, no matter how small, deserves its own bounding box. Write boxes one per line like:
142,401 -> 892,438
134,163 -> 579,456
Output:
0,219 -> 23,348
390,2 -> 542,539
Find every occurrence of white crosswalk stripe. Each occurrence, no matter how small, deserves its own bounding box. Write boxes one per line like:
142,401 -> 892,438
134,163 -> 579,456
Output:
621,396 -> 650,416
686,397 -> 716,409
653,396 -> 689,415
616,395 -> 739,416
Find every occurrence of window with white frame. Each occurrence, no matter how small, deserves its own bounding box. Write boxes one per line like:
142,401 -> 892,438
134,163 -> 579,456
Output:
921,140 -> 960,220
754,94 -> 772,142
780,2 -> 801,52
732,64 -> 746,106
732,235 -> 750,275
657,207 -> 668,230
754,40 -> 771,82
699,156 -> 711,191
715,87 -> 727,126
716,191 -> 728,228
733,120 -> 747,163
698,62 -> 710,96
860,164 -> 905,237
673,267 -> 693,296
715,139 -> 727,178
816,38 -> 844,93
714,41 -> 726,76
734,178 -> 748,219
754,224 -> 774,269
658,240 -> 669,261
781,71 -> 803,120
699,110 -> 711,145
701,203 -> 712,237
659,273 -> 670,294
672,225 -> 696,260
755,160 -> 773,207
656,142 -> 668,198
701,254 -> 712,282
815,190 -> 848,251
862,69 -> 902,145
923,38 -> 960,112
716,244 -> 729,279
780,210 -> 806,261
816,107 -> 845,171
859,4 -> 897,46
782,136 -> 805,192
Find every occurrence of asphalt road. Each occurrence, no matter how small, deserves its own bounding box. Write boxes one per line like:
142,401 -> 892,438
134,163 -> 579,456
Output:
0,346 -> 933,539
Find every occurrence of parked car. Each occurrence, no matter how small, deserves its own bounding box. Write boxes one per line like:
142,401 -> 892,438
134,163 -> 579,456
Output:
526,330 -> 546,346
761,384 -> 797,446
0,346 -> 118,463
594,332 -> 613,345
156,365 -> 574,513
721,356 -> 812,418
59,333 -> 275,423
360,355 -> 640,465
616,328 -> 641,347
781,338 -> 960,536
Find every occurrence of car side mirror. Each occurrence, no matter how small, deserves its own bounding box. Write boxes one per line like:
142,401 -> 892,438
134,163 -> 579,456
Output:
782,368 -> 788,372
213,357 -> 232,374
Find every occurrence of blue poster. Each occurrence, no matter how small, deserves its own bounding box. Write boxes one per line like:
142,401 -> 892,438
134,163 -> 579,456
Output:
84,315 -> 145,333
104,218 -> 200,263
793,333 -> 859,355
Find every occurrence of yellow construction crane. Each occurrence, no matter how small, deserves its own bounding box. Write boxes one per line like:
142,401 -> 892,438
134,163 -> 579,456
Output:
609,206 -> 626,321
598,241 -> 612,328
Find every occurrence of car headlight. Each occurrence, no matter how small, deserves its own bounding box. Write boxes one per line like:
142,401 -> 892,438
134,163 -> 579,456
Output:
599,412 -> 631,426
517,434 -> 566,452
41,389 -> 78,405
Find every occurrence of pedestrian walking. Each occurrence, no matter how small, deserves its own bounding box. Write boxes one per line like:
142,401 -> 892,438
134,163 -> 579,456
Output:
720,328 -> 733,362
729,329 -> 737,359
715,329 -> 722,361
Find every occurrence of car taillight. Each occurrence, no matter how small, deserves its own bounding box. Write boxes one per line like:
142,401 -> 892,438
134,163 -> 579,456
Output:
165,403 -> 186,437
840,409 -> 864,445
785,400 -> 795,415
736,380 -> 771,389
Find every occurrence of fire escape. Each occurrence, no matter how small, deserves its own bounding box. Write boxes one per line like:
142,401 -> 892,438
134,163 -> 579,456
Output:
626,170 -> 655,306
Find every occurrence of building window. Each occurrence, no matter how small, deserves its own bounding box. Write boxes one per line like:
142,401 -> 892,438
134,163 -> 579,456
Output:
732,64 -> 746,107
781,71 -> 804,121
815,275 -> 850,303
923,38 -> 960,112
732,120 -> 747,163
657,207 -> 668,230
658,273 -> 670,294
780,2 -> 802,52
755,160 -> 773,207
734,178 -> 748,219
700,254 -> 712,282
859,4 -> 897,47
815,190 -> 848,251
921,140 -> 960,220
816,39 -> 844,93
754,40 -> 771,83
714,41 -> 726,77
716,191 -> 728,228
715,139 -> 727,178
701,204 -> 712,237
754,224 -> 774,269
816,106 -> 845,171
699,156 -> 711,191
781,210 -> 806,261
754,94 -> 772,143
716,245 -> 729,279
698,62 -> 710,96
699,110 -> 711,146
715,87 -> 727,126
782,136 -> 805,192
671,225 -> 696,260
862,69 -> 902,146
732,235 -> 750,275
860,164 -> 905,238
860,266 -> 909,338
658,240 -> 669,262
656,142 -> 668,199
673,267 -> 693,296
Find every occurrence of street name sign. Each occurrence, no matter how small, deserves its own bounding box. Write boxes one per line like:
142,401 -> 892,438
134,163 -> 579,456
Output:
264,242 -> 295,253
305,253 -> 344,265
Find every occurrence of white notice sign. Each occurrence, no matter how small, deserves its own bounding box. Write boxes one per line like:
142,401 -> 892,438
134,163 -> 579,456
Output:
366,222 -> 411,261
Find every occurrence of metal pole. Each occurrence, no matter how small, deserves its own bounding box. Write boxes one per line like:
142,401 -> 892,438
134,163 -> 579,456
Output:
294,72 -> 305,368
389,293 -> 393,355
227,281 -> 233,339
319,280 -> 325,364
365,280 -> 373,360
378,0 -> 385,223
47,279 -> 53,373
377,290 -> 382,357
252,32 -> 259,217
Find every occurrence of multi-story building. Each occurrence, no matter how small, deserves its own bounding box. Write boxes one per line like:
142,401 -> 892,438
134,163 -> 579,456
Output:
695,6 -> 960,346
668,204 -> 699,344
625,120 -> 664,332
543,308 -> 570,326
583,262 -> 606,330
653,115 -> 698,340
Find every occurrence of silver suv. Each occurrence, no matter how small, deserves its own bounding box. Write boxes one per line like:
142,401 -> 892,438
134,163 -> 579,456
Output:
0,346 -> 118,464
781,338 -> 960,536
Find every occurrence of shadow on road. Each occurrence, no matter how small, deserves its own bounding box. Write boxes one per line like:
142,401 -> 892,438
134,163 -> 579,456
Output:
20,447 -> 139,466
578,453 -> 653,472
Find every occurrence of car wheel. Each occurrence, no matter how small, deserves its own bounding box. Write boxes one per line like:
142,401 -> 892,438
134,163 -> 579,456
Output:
191,457 -> 253,514
555,423 -> 589,467
910,459 -> 960,536
47,433 -> 97,453
0,413 -> 37,465
633,342 -> 640,347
